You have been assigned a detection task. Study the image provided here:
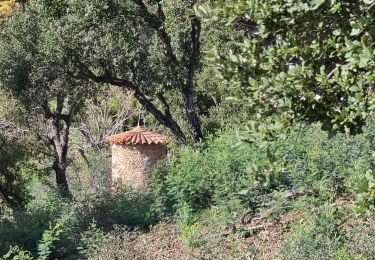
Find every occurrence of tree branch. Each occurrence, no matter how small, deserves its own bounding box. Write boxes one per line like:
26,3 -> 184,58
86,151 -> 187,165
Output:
133,0 -> 181,78
157,93 -> 172,119
78,63 -> 187,142
132,0 -> 203,140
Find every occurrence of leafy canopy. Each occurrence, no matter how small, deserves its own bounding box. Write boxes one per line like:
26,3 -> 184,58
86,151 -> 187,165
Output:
204,0 -> 375,141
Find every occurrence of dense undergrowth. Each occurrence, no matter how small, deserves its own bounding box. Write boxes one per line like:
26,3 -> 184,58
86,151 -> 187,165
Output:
1,122 -> 374,259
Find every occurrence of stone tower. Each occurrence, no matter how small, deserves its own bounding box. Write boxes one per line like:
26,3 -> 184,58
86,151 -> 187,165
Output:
106,126 -> 167,189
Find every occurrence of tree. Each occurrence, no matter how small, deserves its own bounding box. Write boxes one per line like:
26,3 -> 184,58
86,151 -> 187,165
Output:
0,5 -> 96,197
2,0 -> 210,143
0,0 -> 240,195
204,0 -> 375,141
72,0 -> 204,142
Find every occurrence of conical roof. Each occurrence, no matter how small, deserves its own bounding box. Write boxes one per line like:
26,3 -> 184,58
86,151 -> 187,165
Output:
105,126 -> 167,145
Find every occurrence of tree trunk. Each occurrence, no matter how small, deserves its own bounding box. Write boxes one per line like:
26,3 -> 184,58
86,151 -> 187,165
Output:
52,158 -> 71,198
182,15 -> 203,141
182,86 -> 203,141
133,89 -> 186,143
50,115 -> 72,199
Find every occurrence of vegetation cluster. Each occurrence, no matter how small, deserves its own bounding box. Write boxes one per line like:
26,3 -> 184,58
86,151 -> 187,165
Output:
0,0 -> 374,259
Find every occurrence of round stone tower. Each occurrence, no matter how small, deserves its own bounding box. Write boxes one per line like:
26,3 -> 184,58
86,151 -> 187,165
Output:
105,126 -> 167,189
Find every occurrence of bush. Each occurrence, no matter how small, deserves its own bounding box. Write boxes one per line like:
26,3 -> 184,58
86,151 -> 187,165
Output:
0,134 -> 32,207
280,122 -> 373,199
346,217 -> 375,258
1,122 -> 373,259
280,204 -> 345,260
150,131 -> 280,213
0,192 -> 69,256
0,187 -> 159,258
78,224 -> 140,260
280,205 -> 375,260
151,122 -> 374,214
74,189 -> 159,231
176,200 -> 259,259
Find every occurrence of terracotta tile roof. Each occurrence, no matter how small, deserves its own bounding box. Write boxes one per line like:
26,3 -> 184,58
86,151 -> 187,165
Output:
105,126 -> 167,145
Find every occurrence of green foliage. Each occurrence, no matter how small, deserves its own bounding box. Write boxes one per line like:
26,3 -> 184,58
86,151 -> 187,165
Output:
176,202 -> 199,247
68,149 -> 112,194
280,122 -> 374,198
281,204 -> 344,259
77,225 -> 140,260
37,223 -> 64,260
353,120 -> 375,214
152,122 -> 373,214
347,218 -> 375,258
3,246 -> 33,260
355,170 -> 375,215
73,190 -> 158,231
0,0 -> 243,143
204,0 -> 375,140
151,131 -> 275,212
176,200 -> 259,259
0,192 -> 68,256
1,120 -> 373,258
0,133 -> 31,207
78,221 -> 107,257
2,221 -> 65,260
0,188 -> 157,257
1,1 -> 375,258
280,204 -> 375,260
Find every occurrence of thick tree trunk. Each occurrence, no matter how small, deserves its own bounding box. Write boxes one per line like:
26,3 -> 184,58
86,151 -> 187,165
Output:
182,15 -> 203,141
50,111 -> 72,198
52,158 -> 71,198
182,87 -> 203,141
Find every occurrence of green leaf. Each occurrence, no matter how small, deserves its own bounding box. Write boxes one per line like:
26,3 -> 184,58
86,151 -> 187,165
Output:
362,0 -> 375,5
349,85 -> 360,92
310,0 -> 325,10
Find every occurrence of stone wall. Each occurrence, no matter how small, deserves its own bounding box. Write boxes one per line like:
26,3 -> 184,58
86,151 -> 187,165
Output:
111,143 -> 167,189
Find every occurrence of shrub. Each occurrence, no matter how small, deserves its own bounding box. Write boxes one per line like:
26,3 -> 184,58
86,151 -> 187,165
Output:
280,122 -> 373,199
151,122 -> 374,214
0,188 -> 159,258
150,131 -> 275,213
0,192 -> 68,256
0,133 -> 31,207
37,223 -> 64,260
280,204 -> 344,260
1,122 -> 373,259
73,189 -> 158,231
79,228 -> 140,260
175,199 -> 259,259
2,246 -> 33,260
346,217 -> 375,258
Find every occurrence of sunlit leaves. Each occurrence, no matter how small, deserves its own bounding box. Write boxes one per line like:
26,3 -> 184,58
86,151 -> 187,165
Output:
0,0 -> 16,25
204,0 -> 375,141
